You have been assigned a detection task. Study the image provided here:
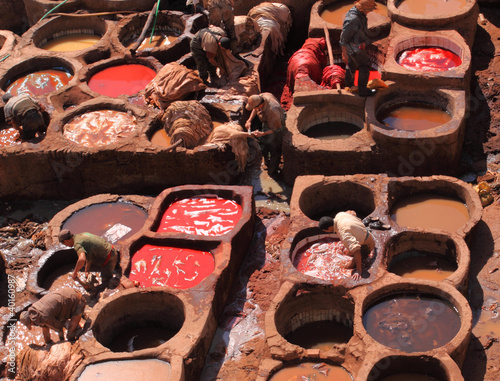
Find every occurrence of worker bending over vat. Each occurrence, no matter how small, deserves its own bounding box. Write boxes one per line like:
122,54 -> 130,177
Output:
2,93 -> 48,140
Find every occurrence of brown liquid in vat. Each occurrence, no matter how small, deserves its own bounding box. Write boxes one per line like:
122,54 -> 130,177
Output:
151,129 -> 171,147
397,0 -> 467,15
127,33 -> 179,50
377,103 -> 451,131
303,121 -> 360,140
390,193 -> 469,232
321,0 -> 388,25
108,326 -> 177,352
285,320 -> 353,350
43,263 -> 102,292
388,250 -> 456,281
270,362 -> 352,381
363,294 -> 460,352
77,359 -> 171,381
62,202 -> 147,246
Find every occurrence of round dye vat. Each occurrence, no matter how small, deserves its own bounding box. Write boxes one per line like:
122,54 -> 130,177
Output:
270,362 -> 352,381
363,293 -> 460,352
78,359 -> 171,381
157,196 -> 242,236
293,237 -> 353,280
6,68 -> 72,96
88,64 -> 156,97
129,245 -> 215,288
62,202 -> 148,246
151,128 -> 171,147
43,263 -> 102,293
107,325 -> 177,352
377,102 -> 451,131
63,110 -> 138,147
397,0 -> 467,15
398,47 -> 462,72
381,374 -> 441,381
0,127 -> 21,146
321,0 -> 388,25
388,250 -> 457,281
42,34 -> 101,52
285,320 -> 353,350
127,32 -> 179,50
390,193 -> 469,232
303,121 -> 360,140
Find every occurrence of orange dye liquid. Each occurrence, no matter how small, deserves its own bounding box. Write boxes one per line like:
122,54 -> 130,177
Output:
270,362 -> 352,381
321,1 -> 388,26
42,34 -> 101,51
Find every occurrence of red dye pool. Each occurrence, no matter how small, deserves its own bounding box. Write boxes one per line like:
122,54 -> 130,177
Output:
6,68 -> 73,96
88,64 -> 156,97
293,237 -> 353,280
129,245 -> 215,288
157,196 -> 242,236
0,127 -> 21,146
398,47 -> 462,71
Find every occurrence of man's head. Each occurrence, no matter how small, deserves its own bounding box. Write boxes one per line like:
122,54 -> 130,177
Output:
346,210 -> 357,217
355,0 -> 377,13
2,93 -> 12,104
319,216 -> 334,232
58,229 -> 74,246
219,37 -> 231,50
19,311 -> 32,330
245,95 -> 264,111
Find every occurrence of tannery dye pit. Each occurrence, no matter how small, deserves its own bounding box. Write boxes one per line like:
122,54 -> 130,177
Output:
1,1 -> 499,381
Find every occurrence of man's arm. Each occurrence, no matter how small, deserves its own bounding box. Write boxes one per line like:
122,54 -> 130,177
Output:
72,251 -> 87,280
245,108 -> 258,131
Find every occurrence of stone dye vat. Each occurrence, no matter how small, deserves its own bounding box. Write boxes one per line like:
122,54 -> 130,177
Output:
88,63 -> 156,97
63,109 -> 139,148
387,0 -> 478,46
266,282 -> 355,358
309,0 -> 391,43
155,195 -> 243,236
382,27 -> 471,90
129,243 -> 215,288
365,83 -> 467,176
17,15 -> 111,63
113,10 -> 199,63
387,176 -> 480,236
0,30 -> 17,60
363,292 -> 461,352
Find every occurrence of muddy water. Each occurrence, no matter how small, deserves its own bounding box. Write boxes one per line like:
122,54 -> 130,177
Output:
42,34 -> 101,51
390,194 -> 469,232
62,202 -> 148,246
381,374 -> 441,381
129,245 -> 214,288
107,325 -> 177,352
127,33 -> 179,50
270,362 -> 352,381
88,64 -> 156,97
6,68 -> 73,96
78,359 -> 171,381
285,320 -> 353,350
151,128 -> 171,147
388,250 -> 456,281
157,196 -> 242,236
321,0 -> 388,25
473,307 -> 500,340
293,237 -> 353,280
63,110 -> 138,147
397,0 -> 467,15
398,47 -> 462,72
303,121 -> 360,140
42,263 -> 102,292
0,126 -> 21,146
377,103 -> 451,131
363,294 -> 461,352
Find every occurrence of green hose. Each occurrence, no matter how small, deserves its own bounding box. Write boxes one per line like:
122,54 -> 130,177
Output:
41,0 -> 71,21
149,0 -> 162,43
